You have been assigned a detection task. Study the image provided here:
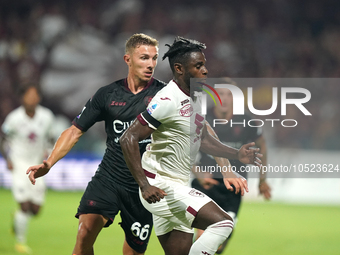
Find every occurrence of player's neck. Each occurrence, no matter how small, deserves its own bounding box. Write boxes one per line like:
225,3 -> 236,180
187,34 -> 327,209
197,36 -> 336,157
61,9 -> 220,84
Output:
25,109 -> 36,118
214,107 -> 232,120
126,76 -> 148,94
174,78 -> 190,96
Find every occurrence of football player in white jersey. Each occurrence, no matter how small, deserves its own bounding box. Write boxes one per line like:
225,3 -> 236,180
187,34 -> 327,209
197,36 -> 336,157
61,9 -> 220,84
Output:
0,84 -> 55,254
120,37 -> 262,255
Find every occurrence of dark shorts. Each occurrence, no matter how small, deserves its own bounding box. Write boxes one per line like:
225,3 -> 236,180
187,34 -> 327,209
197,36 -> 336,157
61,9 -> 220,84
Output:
191,179 -> 242,217
76,174 -> 153,253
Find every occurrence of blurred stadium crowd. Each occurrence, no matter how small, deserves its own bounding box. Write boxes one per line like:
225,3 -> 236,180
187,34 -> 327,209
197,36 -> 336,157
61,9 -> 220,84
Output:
0,0 -> 339,151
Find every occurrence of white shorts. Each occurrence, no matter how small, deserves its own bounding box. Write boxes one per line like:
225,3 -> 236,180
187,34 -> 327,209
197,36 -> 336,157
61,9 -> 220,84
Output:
11,163 -> 46,205
139,170 -> 212,236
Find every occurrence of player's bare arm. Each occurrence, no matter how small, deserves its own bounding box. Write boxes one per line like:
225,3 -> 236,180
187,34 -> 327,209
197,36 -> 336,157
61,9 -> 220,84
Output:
255,135 -> 271,199
214,154 -> 249,196
204,121 -> 249,196
26,125 -> 84,184
205,121 -> 232,169
193,122 -> 222,189
120,119 -> 167,204
200,123 -> 262,166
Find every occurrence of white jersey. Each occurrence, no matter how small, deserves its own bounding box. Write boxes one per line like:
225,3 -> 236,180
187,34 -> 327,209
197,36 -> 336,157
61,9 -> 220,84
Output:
1,105 -> 55,173
138,80 -> 205,185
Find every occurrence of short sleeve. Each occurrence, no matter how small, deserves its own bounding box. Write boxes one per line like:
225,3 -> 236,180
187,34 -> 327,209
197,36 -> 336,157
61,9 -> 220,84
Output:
1,113 -> 14,136
139,95 -> 174,130
72,87 -> 107,132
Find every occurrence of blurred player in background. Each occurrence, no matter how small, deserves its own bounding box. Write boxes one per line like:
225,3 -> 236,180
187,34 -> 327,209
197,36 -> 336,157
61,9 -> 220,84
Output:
0,84 -> 55,254
192,79 -> 271,253
120,37 -> 262,255
26,34 -> 166,255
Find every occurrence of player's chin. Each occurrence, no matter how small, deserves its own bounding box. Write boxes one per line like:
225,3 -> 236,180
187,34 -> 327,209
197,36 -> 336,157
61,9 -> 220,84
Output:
143,78 -> 152,82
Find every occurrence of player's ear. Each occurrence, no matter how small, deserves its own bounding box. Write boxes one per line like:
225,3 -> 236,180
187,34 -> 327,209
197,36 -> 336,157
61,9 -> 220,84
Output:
124,54 -> 131,66
174,63 -> 183,75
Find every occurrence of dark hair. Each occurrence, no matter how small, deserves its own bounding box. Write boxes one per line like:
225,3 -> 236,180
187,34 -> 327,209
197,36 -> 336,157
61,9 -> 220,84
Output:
17,84 -> 41,97
162,36 -> 206,72
125,33 -> 158,53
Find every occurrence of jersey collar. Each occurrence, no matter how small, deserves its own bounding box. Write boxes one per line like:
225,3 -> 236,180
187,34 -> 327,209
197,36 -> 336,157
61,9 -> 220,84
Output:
172,80 -> 190,97
124,77 -> 154,93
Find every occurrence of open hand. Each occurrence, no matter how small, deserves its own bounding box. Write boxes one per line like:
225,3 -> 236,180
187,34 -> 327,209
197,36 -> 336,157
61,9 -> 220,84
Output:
26,160 -> 51,185
259,180 -> 271,200
237,142 -> 262,166
223,172 -> 249,196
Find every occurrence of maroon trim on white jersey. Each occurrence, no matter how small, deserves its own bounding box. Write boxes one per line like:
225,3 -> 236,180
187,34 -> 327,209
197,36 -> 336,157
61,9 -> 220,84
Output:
144,169 -> 156,179
137,114 -> 148,126
173,79 -> 190,96
186,206 -> 198,217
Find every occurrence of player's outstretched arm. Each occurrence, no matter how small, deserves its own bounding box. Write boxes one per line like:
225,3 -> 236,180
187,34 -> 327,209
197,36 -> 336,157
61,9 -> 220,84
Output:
209,152 -> 248,196
26,125 -> 84,185
120,119 -> 167,204
200,123 -> 262,166
194,122 -> 225,189
255,135 -> 271,200
204,122 -> 248,195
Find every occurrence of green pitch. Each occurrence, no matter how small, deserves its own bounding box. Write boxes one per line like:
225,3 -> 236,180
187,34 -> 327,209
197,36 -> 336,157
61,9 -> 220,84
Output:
0,188 -> 339,255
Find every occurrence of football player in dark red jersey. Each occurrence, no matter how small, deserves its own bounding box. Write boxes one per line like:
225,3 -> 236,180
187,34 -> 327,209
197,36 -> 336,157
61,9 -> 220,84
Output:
27,33 -> 166,255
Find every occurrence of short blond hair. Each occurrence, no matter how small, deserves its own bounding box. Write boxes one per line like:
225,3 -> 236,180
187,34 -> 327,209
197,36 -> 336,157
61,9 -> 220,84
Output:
125,33 -> 158,53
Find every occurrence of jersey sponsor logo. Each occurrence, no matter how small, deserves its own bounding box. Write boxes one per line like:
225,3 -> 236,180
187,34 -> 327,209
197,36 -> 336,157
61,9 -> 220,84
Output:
113,119 -> 134,134
201,252 -> 212,255
179,104 -> 193,117
194,113 -> 205,143
147,103 -> 158,115
112,119 -> 151,143
110,101 -> 126,106
28,132 -> 37,142
194,113 -> 204,135
160,97 -> 171,101
189,189 -> 205,197
181,99 -> 189,106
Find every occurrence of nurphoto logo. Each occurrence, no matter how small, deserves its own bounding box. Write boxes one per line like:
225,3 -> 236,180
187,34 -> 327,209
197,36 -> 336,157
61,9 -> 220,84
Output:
194,78 -> 312,128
